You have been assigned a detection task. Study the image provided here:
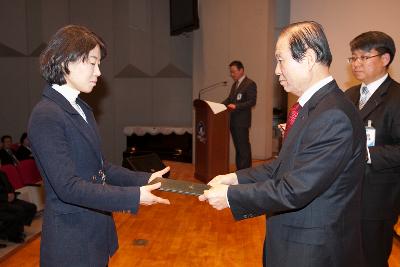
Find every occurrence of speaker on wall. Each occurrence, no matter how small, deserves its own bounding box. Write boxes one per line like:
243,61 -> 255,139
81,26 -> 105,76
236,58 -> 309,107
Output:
170,0 -> 199,36
123,153 -> 170,178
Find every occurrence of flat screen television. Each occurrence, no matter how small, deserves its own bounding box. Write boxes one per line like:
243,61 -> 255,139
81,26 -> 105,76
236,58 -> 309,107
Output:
170,0 -> 199,36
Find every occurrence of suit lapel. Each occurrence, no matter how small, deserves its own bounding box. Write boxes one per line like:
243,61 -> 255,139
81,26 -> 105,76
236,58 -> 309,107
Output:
43,86 -> 102,161
346,87 -> 360,106
359,76 -> 392,120
76,98 -> 102,149
236,77 -> 248,93
280,80 -> 337,152
68,106 -> 102,160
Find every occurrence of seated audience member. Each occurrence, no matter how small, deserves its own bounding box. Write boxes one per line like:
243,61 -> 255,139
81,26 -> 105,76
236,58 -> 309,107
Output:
0,209 -> 25,243
0,135 -> 19,165
16,133 -> 33,161
0,170 -> 37,243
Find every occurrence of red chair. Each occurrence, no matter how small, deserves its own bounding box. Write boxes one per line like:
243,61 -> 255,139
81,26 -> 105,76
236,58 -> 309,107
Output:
10,143 -> 20,153
0,164 -> 24,189
17,159 -> 42,185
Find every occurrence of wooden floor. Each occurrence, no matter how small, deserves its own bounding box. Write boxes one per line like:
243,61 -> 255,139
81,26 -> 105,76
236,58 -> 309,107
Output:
1,160 -> 399,266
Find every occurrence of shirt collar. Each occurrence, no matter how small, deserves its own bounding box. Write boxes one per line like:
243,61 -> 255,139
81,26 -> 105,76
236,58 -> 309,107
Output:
298,76 -> 334,107
52,84 -> 80,104
237,75 -> 246,86
361,73 -> 388,94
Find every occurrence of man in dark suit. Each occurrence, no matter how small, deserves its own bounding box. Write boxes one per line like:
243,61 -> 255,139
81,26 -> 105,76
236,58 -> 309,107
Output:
0,135 -> 19,165
222,61 -> 257,170
0,170 -> 36,243
200,21 -> 366,267
345,31 -> 400,267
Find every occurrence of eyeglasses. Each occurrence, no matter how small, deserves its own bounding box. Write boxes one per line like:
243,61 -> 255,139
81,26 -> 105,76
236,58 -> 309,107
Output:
347,54 -> 383,64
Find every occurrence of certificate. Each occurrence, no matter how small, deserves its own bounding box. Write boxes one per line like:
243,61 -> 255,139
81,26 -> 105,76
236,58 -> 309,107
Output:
149,177 -> 210,196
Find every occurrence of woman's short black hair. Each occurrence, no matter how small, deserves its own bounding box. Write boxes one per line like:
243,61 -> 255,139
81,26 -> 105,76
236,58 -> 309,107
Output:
40,25 -> 107,85
350,31 -> 396,66
281,21 -> 332,67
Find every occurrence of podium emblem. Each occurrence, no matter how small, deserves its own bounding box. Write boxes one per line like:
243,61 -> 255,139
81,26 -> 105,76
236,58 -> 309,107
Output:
196,121 -> 206,143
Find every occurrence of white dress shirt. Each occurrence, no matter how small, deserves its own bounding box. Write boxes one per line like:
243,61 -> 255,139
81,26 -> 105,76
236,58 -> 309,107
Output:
298,76 -> 334,107
360,73 -> 388,103
236,75 -> 246,88
52,84 -> 87,122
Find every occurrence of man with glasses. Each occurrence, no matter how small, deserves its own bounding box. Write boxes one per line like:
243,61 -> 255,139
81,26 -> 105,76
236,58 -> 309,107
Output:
345,31 -> 400,267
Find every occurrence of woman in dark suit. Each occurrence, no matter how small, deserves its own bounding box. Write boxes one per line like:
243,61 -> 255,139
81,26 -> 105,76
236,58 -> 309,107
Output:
28,25 -> 170,267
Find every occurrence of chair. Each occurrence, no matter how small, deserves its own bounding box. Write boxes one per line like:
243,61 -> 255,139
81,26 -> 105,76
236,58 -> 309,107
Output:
122,153 -> 170,177
10,143 -> 20,153
17,159 -> 41,185
0,164 -> 24,189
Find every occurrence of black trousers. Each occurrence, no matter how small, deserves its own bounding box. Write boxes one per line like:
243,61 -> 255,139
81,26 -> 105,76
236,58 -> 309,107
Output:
0,199 -> 37,226
361,217 -> 397,267
230,126 -> 252,170
0,210 -> 24,240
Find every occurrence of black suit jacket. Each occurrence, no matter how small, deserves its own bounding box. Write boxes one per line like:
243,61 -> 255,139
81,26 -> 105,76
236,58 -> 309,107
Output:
16,145 -> 33,160
0,170 -> 14,203
228,80 -> 366,267
222,77 -> 257,127
345,76 -> 400,219
28,85 -> 151,266
0,149 -> 17,165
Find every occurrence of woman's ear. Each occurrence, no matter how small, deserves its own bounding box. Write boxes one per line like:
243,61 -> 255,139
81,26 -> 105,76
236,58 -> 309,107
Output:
61,62 -> 69,75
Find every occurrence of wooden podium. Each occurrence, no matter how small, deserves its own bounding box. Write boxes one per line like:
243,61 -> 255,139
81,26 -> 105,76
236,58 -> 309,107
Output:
193,99 -> 229,183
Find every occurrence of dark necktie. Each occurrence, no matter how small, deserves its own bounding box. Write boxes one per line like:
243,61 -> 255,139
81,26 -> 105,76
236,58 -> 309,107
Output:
284,102 -> 301,140
234,81 -> 240,91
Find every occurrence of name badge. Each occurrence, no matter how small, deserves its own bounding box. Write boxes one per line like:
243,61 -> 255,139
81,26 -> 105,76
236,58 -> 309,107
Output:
237,93 -> 242,100
366,120 -> 375,147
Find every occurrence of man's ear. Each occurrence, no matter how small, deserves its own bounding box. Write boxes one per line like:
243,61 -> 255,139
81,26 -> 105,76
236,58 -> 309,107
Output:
304,48 -> 317,70
381,53 -> 391,68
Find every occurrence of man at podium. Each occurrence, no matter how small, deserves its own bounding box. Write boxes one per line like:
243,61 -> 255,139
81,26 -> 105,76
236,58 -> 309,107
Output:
222,61 -> 257,170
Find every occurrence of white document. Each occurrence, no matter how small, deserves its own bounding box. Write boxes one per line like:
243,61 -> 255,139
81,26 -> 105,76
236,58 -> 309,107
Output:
204,100 -> 227,114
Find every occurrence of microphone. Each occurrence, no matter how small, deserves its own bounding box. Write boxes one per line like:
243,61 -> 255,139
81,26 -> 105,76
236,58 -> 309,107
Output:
198,81 -> 228,99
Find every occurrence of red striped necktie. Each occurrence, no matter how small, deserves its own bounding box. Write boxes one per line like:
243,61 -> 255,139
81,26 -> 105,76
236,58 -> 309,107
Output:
284,102 -> 301,140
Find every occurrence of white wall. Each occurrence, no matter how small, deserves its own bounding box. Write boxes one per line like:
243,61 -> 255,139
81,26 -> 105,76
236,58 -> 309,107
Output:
288,0 -> 400,107
193,0 -> 276,161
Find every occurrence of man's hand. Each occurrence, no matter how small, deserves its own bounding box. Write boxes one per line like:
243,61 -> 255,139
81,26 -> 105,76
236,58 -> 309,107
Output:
148,166 -> 170,183
227,104 -> 236,110
7,193 -> 15,202
139,182 -> 170,205
207,173 -> 238,187
278,123 -> 286,138
198,184 -> 229,210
